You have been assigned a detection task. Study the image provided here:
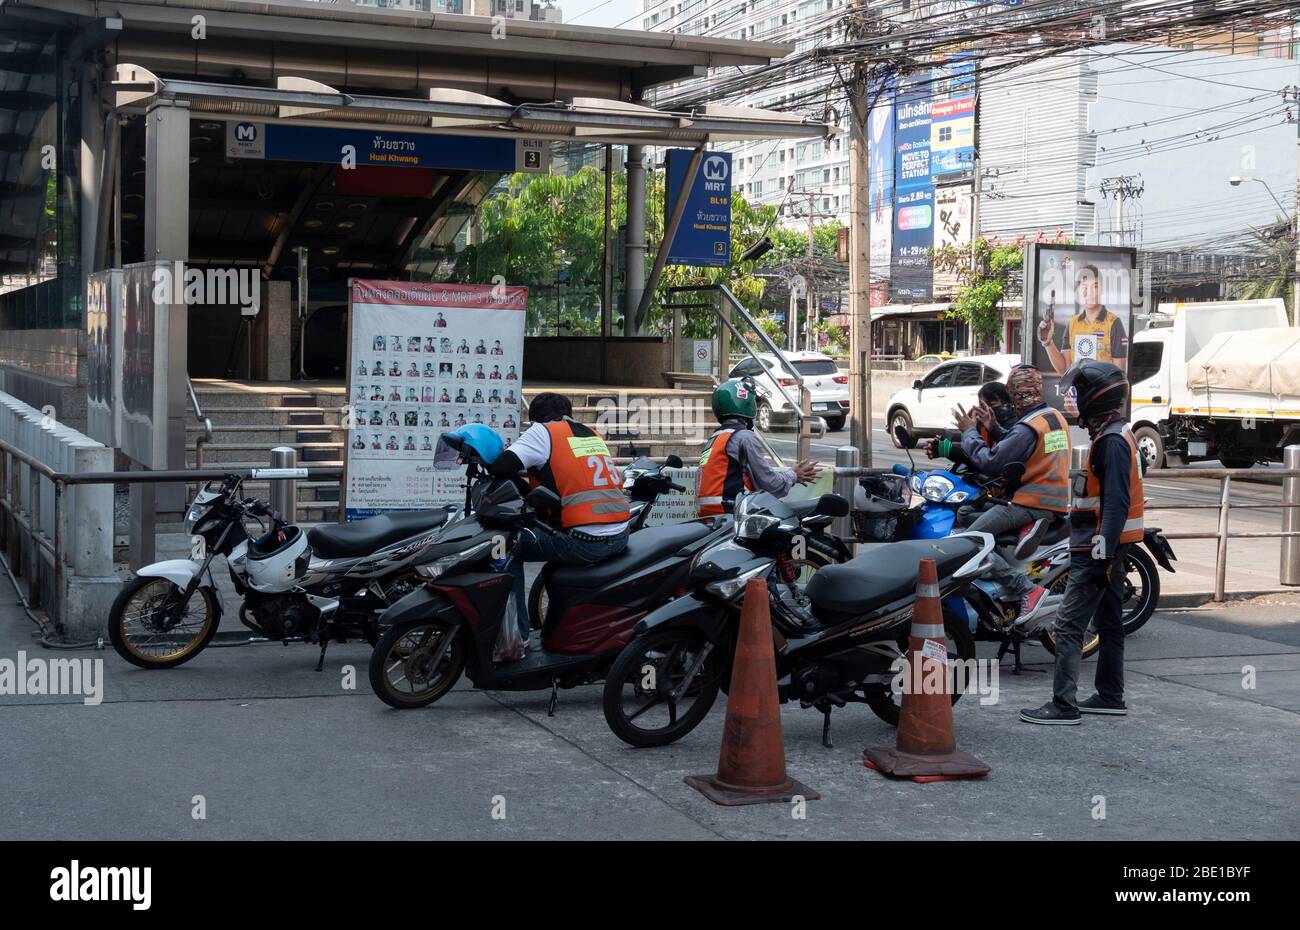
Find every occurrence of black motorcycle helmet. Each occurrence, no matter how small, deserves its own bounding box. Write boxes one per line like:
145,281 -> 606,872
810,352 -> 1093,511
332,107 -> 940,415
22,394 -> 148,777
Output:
1062,360 -> 1127,421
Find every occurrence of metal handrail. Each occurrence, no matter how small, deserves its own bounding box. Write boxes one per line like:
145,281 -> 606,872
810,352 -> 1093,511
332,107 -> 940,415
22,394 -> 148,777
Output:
666,283 -> 823,465
187,378 -> 214,469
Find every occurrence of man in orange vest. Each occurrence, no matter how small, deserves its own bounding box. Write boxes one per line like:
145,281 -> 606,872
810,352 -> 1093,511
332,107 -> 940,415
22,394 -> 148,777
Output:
489,392 -> 630,642
1021,361 -> 1143,725
952,365 -> 1071,623
696,379 -> 819,517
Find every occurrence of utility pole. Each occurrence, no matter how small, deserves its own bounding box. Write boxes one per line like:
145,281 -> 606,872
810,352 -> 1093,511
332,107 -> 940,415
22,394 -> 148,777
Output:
807,190 -> 815,351
847,59 -> 872,462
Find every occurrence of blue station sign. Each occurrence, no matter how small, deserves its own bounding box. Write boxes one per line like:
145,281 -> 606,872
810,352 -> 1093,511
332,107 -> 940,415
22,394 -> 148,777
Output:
664,148 -> 732,268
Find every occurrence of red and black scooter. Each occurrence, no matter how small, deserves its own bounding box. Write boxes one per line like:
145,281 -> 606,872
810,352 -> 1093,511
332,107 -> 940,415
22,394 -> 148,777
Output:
367,478 -> 729,711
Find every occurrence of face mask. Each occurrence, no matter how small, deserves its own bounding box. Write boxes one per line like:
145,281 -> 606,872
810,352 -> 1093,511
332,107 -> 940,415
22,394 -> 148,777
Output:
992,404 -> 1018,429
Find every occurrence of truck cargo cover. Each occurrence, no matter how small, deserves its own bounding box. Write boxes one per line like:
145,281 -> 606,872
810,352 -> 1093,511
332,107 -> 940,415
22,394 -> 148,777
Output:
1187,327 -> 1300,398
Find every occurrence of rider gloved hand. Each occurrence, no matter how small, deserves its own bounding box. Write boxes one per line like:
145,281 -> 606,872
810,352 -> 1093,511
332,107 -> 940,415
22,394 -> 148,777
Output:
1088,558 -> 1114,590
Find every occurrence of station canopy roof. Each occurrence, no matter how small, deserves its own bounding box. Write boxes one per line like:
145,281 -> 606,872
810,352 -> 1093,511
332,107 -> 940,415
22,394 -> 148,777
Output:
11,0 -> 836,145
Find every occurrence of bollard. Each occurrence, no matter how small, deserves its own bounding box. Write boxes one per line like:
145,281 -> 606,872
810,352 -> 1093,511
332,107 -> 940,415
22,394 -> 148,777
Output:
833,446 -> 859,551
1282,445 -> 1300,586
269,446 -> 298,525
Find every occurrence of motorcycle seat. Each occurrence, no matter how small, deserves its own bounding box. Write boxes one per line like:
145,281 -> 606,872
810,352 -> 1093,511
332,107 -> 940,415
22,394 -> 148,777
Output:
546,522 -> 713,588
307,509 -> 449,559
806,536 -> 982,616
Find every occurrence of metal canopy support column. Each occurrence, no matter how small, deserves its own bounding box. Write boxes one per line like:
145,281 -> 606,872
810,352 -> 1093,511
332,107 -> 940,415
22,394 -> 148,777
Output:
624,144 -> 647,336
143,98 -> 190,516
600,143 -> 613,382
632,143 -> 705,335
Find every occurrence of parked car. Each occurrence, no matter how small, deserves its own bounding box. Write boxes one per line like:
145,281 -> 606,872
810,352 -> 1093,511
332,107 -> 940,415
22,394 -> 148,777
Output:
916,352 -> 957,365
884,353 -> 1020,447
726,350 -> 849,432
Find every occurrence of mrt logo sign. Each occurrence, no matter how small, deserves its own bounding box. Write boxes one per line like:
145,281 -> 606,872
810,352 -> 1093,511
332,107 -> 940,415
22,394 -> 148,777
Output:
664,149 -> 731,268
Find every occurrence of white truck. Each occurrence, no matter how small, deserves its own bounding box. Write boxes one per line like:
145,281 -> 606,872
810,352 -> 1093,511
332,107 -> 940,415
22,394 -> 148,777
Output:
1128,298 -> 1300,469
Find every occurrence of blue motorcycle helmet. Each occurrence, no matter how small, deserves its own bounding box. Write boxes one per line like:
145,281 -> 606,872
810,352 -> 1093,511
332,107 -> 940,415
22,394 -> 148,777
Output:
434,423 -> 503,469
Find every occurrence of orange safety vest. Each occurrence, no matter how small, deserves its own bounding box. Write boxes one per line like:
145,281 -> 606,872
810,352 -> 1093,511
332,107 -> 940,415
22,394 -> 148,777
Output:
696,428 -> 753,517
1069,420 -> 1144,551
530,419 -> 630,529
1011,408 -> 1072,513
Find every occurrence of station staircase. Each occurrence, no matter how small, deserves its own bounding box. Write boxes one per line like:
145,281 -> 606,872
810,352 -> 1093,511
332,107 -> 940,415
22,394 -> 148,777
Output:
186,379 -> 716,523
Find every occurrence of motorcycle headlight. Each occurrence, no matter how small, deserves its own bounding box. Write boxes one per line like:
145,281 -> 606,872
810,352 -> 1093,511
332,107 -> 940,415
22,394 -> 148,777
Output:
705,562 -> 772,600
414,540 -> 492,580
946,490 -> 969,503
922,475 -> 955,502
910,473 -> 922,493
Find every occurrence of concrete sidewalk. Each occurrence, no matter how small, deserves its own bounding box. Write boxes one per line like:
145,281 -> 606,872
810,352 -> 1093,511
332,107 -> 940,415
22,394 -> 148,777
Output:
1,589 -> 1296,840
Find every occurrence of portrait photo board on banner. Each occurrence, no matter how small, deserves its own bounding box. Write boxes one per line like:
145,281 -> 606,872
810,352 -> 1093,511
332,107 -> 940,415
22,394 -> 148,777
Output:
1020,244 -> 1137,420
343,280 -> 526,522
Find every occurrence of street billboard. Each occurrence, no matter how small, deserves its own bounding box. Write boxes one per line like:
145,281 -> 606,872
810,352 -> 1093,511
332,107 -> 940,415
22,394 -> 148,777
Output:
932,183 -> 974,299
1021,244 -> 1137,418
665,148 -> 732,268
868,82 -> 895,278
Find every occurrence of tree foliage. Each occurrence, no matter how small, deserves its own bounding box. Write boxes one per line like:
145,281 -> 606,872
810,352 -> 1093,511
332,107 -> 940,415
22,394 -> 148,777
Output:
932,237 -> 1026,341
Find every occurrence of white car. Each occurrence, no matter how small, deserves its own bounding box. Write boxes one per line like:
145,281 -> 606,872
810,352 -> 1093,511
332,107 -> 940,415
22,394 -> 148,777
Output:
726,351 -> 849,432
884,353 -> 1021,447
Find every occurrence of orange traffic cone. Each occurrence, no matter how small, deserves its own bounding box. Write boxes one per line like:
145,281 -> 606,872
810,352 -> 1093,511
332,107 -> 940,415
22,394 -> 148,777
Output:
863,557 -> 990,783
685,577 -> 819,806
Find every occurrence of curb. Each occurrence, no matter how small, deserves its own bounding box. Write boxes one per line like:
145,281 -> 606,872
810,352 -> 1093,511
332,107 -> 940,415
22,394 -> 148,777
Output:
1157,588 -> 1296,609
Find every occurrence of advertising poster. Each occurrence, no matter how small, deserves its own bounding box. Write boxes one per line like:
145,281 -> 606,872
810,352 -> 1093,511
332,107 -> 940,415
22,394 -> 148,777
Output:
932,183 -> 974,298
868,82 -> 895,278
892,74 -> 935,300
344,280 -> 526,521
1021,244 -> 1136,418
665,148 -> 732,267
929,55 -> 976,178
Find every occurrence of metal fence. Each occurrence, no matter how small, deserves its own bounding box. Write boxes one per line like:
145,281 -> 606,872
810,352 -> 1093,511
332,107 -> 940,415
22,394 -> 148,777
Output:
3,438 -> 1298,640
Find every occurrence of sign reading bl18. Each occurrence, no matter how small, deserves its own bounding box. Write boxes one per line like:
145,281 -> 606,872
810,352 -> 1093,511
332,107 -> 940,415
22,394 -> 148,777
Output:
664,149 -> 731,268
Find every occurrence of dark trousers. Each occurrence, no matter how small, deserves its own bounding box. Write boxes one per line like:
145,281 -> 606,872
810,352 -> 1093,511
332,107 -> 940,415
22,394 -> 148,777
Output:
510,526 -> 628,639
1051,545 -> 1129,710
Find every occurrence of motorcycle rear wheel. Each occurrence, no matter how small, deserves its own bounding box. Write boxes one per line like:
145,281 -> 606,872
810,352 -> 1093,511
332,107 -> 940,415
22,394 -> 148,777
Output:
108,576 -> 220,669
369,617 -> 466,709
866,607 -> 976,727
1039,548 -> 1157,656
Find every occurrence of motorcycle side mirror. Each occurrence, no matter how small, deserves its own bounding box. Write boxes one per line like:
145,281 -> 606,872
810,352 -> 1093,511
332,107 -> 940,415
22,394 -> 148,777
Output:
665,454 -> 683,469
525,486 -> 561,511
893,423 -> 917,450
814,493 -> 851,518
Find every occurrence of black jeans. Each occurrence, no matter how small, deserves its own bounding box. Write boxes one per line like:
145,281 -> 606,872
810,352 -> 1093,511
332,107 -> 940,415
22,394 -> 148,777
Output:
1051,545 -> 1129,710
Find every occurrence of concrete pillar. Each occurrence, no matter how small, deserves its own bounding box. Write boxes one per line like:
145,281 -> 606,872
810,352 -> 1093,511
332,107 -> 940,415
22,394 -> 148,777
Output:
253,280 -> 292,381
144,99 -> 191,515
623,144 -> 646,336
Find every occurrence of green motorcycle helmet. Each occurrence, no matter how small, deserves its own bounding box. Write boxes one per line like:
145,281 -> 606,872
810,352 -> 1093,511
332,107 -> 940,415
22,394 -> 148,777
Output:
712,377 -> 758,420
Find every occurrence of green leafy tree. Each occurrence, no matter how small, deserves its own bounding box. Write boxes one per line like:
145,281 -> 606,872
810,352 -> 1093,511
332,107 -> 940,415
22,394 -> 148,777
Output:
1229,222 -> 1294,319
932,238 -> 1026,346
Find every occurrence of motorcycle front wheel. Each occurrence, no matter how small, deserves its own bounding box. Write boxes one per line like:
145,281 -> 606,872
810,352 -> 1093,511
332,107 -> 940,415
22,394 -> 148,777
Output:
108,576 -> 220,669
602,627 -> 724,748
369,617 -> 466,709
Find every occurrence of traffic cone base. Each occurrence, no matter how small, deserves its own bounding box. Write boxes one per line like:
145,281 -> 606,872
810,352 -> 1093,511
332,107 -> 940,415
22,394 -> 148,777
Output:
863,747 -> 990,783
684,773 -> 821,806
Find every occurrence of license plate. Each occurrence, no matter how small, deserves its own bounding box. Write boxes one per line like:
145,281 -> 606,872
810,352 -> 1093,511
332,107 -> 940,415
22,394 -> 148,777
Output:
814,403 -> 832,411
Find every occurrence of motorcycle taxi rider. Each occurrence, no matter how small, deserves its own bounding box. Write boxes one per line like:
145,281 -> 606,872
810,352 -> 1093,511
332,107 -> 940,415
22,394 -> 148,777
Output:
923,380 -> 1018,474
696,378 -> 820,517
931,365 -> 1072,624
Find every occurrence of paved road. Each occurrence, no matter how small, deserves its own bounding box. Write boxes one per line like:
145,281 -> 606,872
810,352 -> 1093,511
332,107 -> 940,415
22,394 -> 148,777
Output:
2,590 -> 1296,840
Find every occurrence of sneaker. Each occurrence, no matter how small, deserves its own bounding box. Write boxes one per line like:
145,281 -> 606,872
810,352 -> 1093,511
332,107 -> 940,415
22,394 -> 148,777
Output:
1078,694 -> 1127,715
1017,585 -> 1048,621
1018,702 -> 1081,725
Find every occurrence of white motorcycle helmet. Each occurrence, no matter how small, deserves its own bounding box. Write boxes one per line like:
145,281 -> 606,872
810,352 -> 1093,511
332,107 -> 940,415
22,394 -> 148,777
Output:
243,525 -> 310,593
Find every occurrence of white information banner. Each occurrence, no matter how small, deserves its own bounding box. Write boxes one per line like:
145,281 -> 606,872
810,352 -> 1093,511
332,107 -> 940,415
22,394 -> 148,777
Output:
343,280 -> 526,521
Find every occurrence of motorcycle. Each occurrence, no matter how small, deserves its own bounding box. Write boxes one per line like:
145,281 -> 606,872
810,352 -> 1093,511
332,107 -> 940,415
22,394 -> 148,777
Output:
107,474 -> 454,670
366,461 -> 732,711
600,490 -> 994,749
870,425 -> 1176,669
526,453 -> 687,628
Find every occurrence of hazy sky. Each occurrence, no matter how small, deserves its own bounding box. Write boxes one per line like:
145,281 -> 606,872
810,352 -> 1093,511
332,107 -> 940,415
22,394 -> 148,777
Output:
563,0 -> 646,30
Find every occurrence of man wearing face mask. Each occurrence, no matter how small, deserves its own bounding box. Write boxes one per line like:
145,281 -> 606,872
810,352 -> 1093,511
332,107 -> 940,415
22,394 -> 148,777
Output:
924,381 -> 1018,473
1021,361 -> 1142,725
949,366 -> 1072,623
